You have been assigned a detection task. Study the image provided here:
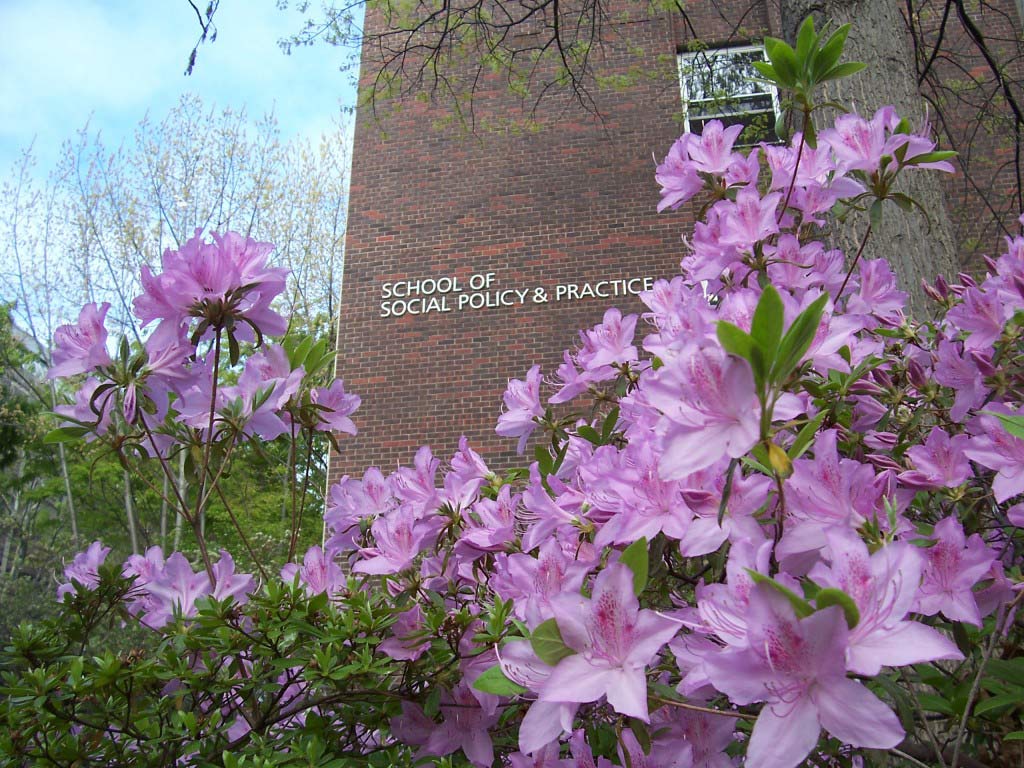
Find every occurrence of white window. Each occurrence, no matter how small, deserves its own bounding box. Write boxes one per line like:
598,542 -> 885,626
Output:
678,45 -> 781,145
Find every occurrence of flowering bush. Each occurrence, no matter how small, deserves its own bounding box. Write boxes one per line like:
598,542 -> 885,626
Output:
2,19 -> 1022,768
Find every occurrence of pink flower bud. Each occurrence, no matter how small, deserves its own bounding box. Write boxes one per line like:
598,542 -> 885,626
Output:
906,359 -> 928,389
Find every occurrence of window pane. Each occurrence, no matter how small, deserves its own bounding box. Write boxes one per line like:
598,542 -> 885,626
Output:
683,49 -> 769,102
679,46 -> 780,145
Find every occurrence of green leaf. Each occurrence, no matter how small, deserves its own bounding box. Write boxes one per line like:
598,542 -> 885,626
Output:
535,445 -> 553,476
812,25 -> 852,76
982,411 -> 1024,441
774,109 -> 789,143
751,60 -> 779,85
747,570 -> 814,618
576,424 -> 603,445
803,115 -> 817,149
814,587 -> 860,628
788,410 -> 827,460
530,618 -> 574,666
1005,731 -> 1024,741
292,335 -> 315,367
718,457 -> 739,525
472,665 -> 528,696
818,61 -> 866,83
986,659 -> 1024,687
227,332 -> 241,366
764,37 -> 798,86
973,692 -> 1023,717
751,285 -> 784,358
869,199 -> 884,228
718,321 -> 765,391
903,149 -> 957,166
794,16 -> 817,70
917,693 -> 954,714
717,321 -> 756,361
43,426 -> 91,444
773,293 -> 828,385
601,406 -> 620,441
619,537 -> 649,596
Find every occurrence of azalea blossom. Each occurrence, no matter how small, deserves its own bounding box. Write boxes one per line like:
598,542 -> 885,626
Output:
808,532 -> 962,675
57,541 -> 111,601
647,344 -> 760,480
703,584 -> 904,768
539,563 -> 680,721
49,302 -> 112,379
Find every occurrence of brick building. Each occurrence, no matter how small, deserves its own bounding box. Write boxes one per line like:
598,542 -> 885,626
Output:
330,1 -> 1022,482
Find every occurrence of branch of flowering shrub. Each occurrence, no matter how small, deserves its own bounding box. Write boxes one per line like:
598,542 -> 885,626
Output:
6,20 -> 1023,768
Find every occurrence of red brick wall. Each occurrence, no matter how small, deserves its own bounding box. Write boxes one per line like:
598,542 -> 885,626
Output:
328,2 -> 772,481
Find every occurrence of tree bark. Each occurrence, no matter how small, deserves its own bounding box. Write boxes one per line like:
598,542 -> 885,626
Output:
123,468 -> 140,555
779,0 -> 960,314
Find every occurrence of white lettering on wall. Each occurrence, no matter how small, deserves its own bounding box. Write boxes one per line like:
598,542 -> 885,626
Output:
379,272 -> 654,318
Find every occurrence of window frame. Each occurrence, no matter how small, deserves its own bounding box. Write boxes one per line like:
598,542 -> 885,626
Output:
677,44 -> 782,145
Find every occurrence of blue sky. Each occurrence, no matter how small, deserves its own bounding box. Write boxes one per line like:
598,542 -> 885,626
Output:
0,0 -> 361,174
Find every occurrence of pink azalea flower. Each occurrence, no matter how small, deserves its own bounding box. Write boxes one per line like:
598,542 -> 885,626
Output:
689,537 -> 772,647
648,345 -> 760,480
209,550 -> 253,603
845,258 -> 906,326
821,108 -> 894,173
778,430 -> 880,570
508,742 -> 571,768
577,308 -> 638,371
678,464 -> 770,556
139,552 -> 212,628
281,545 -> 345,597
497,639 -> 579,754
57,541 -> 110,601
568,730 -> 614,768
648,704 -> 735,768
656,135 -> 704,212
324,467 -> 394,551
448,435 -> 491,500
899,427 -> 972,490
133,230 -> 288,344
497,365 -> 545,454
965,405 -> 1024,502
49,302 -> 112,378
310,379 -> 360,435
913,516 -> 997,626
539,563 -> 680,721
352,506 -> 429,575
458,485 -> 519,553
392,445 -> 441,514
687,120 -> 745,175
491,537 -> 592,627
717,188 -> 782,251
946,285 -> 1007,351
379,604 -> 431,661
618,727 -> 692,768
519,465 -> 582,553
424,682 -> 500,767
933,340 -> 989,422
54,376 -> 114,436
808,532 -> 962,675
703,584 -> 904,768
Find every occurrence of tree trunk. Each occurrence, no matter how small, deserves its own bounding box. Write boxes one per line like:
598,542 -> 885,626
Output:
160,470 -> 169,550
780,0 -> 960,314
123,468 -> 140,555
49,380 -> 79,547
174,451 -> 186,551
